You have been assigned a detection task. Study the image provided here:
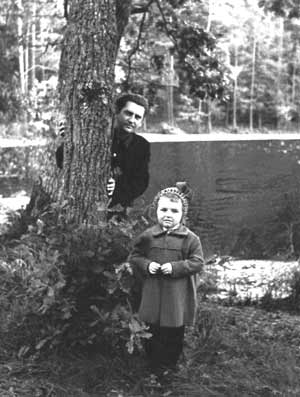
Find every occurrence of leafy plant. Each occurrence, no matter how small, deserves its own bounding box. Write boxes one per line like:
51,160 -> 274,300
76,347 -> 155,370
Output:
0,201 -> 153,358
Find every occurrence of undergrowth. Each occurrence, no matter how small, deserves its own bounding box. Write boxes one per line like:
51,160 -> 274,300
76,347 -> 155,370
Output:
1,302 -> 300,396
1,200 -> 300,395
0,200 -> 152,361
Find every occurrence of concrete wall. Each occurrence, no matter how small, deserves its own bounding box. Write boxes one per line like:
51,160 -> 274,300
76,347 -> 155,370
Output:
142,135 -> 300,257
2,134 -> 300,258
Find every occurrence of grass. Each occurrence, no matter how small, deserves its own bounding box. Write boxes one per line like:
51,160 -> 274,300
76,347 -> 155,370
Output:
1,301 -> 300,396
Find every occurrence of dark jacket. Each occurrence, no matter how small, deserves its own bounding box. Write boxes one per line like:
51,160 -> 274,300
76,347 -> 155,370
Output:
55,131 -> 150,207
129,224 -> 204,327
109,132 -> 150,207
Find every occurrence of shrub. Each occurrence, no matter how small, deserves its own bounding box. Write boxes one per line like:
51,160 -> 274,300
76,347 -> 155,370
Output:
260,267 -> 300,312
0,202 -> 152,359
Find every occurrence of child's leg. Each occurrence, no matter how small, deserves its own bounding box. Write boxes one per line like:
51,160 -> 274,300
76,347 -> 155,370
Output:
144,324 -> 163,370
159,326 -> 185,369
144,325 -> 185,370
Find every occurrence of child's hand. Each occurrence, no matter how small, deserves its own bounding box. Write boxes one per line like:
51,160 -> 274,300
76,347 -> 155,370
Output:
148,262 -> 161,274
161,262 -> 173,275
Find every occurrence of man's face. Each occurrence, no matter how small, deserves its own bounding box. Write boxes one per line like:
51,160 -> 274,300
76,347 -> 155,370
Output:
114,101 -> 145,133
157,196 -> 183,229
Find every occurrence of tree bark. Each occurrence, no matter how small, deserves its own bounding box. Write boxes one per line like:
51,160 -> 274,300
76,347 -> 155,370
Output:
56,0 -> 132,225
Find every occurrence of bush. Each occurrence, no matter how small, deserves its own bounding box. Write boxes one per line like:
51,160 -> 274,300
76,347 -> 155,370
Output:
260,267 -> 300,312
0,202 -> 152,359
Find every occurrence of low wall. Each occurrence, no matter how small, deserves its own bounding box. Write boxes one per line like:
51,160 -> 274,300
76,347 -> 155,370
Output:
142,134 -> 300,258
2,134 -> 300,258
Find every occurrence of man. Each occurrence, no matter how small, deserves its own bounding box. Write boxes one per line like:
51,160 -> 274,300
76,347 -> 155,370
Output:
55,92 -> 151,214
107,92 -> 150,211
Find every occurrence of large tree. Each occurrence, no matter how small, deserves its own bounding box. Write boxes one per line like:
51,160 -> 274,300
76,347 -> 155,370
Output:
49,0 -> 224,224
55,0 -> 132,224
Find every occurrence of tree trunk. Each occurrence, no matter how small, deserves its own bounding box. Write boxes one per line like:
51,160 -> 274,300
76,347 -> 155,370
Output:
276,17 -> 284,129
206,0 -> 212,32
31,0 -> 37,116
291,43 -> 297,105
232,44 -> 239,131
56,0 -> 132,225
249,34 -> 257,131
206,97 -> 212,133
258,112 -> 262,129
17,0 -> 25,95
25,25 -> 29,94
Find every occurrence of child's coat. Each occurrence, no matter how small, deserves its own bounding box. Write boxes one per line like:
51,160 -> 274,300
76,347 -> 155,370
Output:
129,224 -> 204,327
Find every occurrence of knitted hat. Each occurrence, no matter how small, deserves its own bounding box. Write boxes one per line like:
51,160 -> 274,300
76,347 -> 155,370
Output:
153,181 -> 193,220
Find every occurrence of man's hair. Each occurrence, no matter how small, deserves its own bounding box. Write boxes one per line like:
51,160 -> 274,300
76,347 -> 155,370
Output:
114,92 -> 149,115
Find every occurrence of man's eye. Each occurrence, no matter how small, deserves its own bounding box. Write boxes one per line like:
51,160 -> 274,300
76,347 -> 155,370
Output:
160,208 -> 167,212
171,209 -> 179,213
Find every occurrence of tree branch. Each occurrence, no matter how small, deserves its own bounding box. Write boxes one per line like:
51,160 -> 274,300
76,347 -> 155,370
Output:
124,10 -> 148,86
154,0 -> 178,50
64,0 -> 68,20
131,0 -> 155,14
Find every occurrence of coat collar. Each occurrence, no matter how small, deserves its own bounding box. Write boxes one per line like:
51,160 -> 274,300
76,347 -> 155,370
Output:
114,128 -> 135,148
152,224 -> 188,237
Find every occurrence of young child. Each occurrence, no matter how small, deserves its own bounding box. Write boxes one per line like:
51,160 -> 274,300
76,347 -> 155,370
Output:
129,182 -> 204,373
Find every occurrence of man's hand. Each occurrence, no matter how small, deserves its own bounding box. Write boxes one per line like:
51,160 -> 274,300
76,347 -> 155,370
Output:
58,120 -> 65,137
161,263 -> 173,275
148,262 -> 161,275
107,178 -> 116,196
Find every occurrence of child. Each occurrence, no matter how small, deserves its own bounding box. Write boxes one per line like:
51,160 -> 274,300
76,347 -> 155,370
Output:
129,182 -> 204,373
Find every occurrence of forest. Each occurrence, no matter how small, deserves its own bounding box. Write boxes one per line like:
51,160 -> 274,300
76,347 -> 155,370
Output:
1,0 -> 300,136
1,0 -> 300,396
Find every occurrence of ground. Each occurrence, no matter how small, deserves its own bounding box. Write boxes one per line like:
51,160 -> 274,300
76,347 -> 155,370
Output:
1,199 -> 300,396
1,301 -> 300,396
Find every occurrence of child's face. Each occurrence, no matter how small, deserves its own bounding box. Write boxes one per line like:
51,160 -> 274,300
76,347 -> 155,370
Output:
156,196 -> 183,229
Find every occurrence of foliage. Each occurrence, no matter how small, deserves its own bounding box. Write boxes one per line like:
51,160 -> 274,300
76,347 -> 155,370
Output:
3,0 -> 300,132
0,145 -> 46,180
0,0 -> 63,124
259,0 -> 300,18
119,0 -> 228,121
0,202 -> 153,358
260,267 -> 300,312
171,22 -> 227,101
0,6 -> 22,123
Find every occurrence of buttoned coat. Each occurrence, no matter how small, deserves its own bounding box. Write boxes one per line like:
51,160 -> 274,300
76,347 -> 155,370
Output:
129,224 -> 204,327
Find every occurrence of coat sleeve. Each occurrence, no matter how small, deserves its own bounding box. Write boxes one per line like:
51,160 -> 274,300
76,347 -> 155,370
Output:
113,140 -> 150,206
128,232 -> 152,277
170,234 -> 204,278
